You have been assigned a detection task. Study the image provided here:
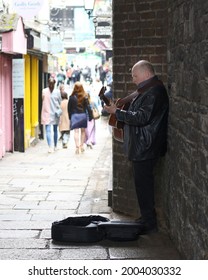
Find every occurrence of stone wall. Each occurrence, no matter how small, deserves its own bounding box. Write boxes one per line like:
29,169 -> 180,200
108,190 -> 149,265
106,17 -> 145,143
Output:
112,0 -> 208,259
163,0 -> 208,259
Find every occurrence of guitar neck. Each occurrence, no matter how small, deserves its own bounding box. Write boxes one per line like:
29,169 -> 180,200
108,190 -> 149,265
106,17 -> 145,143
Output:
101,94 -> 111,106
98,86 -> 111,106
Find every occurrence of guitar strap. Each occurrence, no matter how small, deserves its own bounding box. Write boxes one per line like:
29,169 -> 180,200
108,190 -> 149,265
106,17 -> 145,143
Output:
116,79 -> 163,107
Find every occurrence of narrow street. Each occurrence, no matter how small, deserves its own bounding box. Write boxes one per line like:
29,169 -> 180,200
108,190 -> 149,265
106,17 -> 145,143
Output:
0,117 -> 181,260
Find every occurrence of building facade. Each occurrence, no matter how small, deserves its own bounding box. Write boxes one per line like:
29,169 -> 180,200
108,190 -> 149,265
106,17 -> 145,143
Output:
0,12 -> 50,158
0,14 -> 27,157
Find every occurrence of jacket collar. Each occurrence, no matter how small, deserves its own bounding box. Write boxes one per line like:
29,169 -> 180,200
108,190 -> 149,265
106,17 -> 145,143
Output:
137,75 -> 158,90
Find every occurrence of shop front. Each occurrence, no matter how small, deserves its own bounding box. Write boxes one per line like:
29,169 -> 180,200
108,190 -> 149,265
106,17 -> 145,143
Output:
0,13 -> 26,158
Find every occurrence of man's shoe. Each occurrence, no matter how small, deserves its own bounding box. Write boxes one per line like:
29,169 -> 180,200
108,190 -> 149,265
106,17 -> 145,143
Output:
135,217 -> 158,234
135,216 -> 144,224
137,223 -> 158,235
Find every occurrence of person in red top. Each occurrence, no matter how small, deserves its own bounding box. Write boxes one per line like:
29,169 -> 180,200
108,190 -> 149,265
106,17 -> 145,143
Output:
66,66 -> 73,86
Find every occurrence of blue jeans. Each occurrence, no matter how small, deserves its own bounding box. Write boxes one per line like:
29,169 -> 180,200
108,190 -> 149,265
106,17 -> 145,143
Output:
45,125 -> 58,147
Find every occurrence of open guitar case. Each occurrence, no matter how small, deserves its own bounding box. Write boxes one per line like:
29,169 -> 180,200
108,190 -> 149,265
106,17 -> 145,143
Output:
51,215 -> 140,243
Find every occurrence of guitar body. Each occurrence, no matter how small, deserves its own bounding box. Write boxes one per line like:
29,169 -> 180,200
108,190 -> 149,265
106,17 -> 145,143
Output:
108,100 -> 129,142
98,86 -> 127,143
108,99 -> 130,129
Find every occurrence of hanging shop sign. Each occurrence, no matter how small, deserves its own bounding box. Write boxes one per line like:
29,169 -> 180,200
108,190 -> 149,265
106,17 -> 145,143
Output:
12,0 -> 44,19
95,26 -> 112,39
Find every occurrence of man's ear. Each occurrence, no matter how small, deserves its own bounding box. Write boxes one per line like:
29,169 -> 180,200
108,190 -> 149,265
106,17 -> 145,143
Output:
145,71 -> 152,79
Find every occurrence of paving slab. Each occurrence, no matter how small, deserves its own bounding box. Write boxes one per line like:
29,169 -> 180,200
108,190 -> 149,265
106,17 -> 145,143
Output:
0,249 -> 60,260
59,248 -> 108,260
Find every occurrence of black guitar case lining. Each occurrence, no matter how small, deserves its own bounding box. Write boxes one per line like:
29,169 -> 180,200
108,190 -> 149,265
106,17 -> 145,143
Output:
51,215 -> 109,243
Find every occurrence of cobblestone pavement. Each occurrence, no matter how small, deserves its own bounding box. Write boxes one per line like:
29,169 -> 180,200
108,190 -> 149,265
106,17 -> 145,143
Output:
0,117 -> 181,260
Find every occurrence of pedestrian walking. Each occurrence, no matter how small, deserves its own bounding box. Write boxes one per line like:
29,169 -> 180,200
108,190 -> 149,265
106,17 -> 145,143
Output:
41,77 -> 62,153
104,60 -> 169,234
57,68 -> 66,87
59,91 -> 70,149
66,66 -> 73,86
68,81 -> 92,154
71,66 -> 81,84
59,84 -> 65,94
98,65 -> 107,85
85,93 -> 98,149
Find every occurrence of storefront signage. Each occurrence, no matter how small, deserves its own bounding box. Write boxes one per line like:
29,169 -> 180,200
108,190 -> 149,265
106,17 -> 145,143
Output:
12,59 -> 25,98
95,26 -> 112,39
12,0 -> 44,19
97,21 -> 111,27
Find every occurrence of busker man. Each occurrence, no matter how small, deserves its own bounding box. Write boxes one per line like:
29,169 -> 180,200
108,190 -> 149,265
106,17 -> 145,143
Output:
104,60 -> 169,234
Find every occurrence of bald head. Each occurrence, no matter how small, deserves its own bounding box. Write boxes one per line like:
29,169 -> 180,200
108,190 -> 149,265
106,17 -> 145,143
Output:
132,60 -> 155,85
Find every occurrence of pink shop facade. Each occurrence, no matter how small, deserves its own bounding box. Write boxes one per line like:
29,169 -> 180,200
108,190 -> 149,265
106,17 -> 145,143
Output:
0,14 -> 26,159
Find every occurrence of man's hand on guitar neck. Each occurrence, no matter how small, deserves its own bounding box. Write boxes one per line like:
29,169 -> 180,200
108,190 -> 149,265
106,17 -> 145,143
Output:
104,103 -> 117,115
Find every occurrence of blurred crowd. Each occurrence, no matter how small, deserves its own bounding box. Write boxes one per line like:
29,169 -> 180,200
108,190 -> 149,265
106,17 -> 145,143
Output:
42,62 -> 113,154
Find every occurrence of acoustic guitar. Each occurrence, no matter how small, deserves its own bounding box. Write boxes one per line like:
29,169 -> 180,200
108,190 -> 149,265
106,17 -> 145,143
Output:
98,79 -> 164,142
99,86 -> 133,142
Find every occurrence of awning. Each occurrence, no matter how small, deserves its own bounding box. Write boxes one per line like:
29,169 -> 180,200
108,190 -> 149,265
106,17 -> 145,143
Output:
93,39 -> 108,50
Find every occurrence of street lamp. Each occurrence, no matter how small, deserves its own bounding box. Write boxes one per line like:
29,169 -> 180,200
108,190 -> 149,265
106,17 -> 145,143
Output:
84,0 -> 95,18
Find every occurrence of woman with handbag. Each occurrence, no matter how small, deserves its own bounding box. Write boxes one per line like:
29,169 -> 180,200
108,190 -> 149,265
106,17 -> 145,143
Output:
68,82 -> 92,154
41,77 -> 62,153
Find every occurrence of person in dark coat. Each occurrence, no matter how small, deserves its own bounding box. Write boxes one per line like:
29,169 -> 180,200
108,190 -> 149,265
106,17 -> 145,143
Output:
98,65 -> 106,85
68,82 -> 92,154
104,60 -> 169,234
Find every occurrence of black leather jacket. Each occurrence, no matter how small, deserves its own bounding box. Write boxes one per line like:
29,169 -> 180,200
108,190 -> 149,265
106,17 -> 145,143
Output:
115,76 -> 169,161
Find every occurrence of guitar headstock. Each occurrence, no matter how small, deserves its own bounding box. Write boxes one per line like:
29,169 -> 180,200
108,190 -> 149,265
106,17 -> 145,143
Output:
98,86 -> 106,99
98,86 -> 111,106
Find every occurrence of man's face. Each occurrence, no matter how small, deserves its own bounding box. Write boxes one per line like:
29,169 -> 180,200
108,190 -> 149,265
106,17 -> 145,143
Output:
48,80 -> 55,89
132,66 -> 146,85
